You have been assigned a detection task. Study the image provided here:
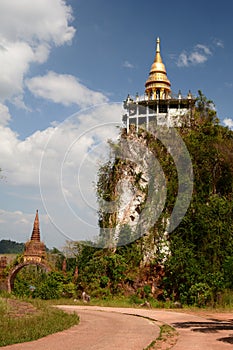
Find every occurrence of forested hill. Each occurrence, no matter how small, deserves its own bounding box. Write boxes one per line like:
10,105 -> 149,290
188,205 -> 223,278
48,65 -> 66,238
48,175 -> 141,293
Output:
91,91 -> 233,305
0,239 -> 24,254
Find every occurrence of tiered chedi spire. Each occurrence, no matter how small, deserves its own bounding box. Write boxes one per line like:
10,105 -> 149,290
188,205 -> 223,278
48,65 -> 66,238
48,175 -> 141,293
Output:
31,209 -> 41,242
145,37 -> 171,99
24,210 -> 46,263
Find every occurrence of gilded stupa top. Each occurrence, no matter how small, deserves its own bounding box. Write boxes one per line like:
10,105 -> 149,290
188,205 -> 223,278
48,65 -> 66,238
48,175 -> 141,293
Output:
145,37 -> 171,99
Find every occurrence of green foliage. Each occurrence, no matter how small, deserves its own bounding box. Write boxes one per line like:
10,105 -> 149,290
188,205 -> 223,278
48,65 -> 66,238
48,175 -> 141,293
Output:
223,256 -> 233,289
157,93 -> 233,305
188,283 -> 212,306
33,273 -> 64,300
143,285 -> 152,298
0,240 -> 24,254
77,250 -> 127,296
100,276 -> 109,288
55,91 -> 233,306
13,268 -> 76,300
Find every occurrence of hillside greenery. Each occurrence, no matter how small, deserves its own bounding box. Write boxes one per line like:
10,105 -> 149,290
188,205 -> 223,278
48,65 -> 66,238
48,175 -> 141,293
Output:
87,90 -> 233,306
0,240 -> 24,254
6,91 -> 233,307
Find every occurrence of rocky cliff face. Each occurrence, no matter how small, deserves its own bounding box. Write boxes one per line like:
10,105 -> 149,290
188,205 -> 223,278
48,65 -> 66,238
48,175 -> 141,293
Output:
97,127 -> 171,262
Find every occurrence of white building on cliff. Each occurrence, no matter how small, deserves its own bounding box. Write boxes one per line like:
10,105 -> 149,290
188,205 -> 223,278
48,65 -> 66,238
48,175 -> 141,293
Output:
123,38 -> 196,132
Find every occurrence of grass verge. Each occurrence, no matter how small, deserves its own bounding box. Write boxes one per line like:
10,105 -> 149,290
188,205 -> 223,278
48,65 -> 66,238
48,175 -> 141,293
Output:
52,296 -> 177,309
0,298 -> 79,347
144,324 -> 178,350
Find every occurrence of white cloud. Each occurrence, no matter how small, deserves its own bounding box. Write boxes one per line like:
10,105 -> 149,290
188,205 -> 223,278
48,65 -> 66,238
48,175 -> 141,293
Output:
0,103 -> 121,188
223,118 -> 233,129
177,52 -> 188,67
189,51 -> 208,65
195,44 -> 211,55
0,103 -> 11,126
0,0 -> 75,45
123,60 -> 135,69
214,39 -> 224,48
0,103 -> 123,246
0,209 -> 32,242
225,82 -> 233,88
177,43 -> 212,67
26,71 -> 108,108
0,209 -> 54,246
0,0 -> 75,104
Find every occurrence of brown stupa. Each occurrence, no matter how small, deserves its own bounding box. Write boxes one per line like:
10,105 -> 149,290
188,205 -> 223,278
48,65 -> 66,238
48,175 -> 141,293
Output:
31,210 -> 41,242
24,210 -> 46,263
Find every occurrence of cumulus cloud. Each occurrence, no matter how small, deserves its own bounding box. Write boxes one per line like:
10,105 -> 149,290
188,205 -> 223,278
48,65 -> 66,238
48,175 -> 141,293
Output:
0,209 -> 54,245
0,103 -> 122,245
176,38 -> 224,68
0,103 -> 11,125
223,118 -> 233,129
26,71 -> 108,107
195,44 -> 211,55
123,60 -> 135,69
214,39 -> 224,48
0,0 -> 75,45
0,102 -> 121,189
177,44 -> 212,67
0,0 -> 75,104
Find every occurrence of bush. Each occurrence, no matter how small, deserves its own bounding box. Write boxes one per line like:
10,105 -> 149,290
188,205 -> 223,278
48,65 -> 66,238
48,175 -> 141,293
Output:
100,276 -> 109,288
143,285 -> 152,298
188,282 -> 212,306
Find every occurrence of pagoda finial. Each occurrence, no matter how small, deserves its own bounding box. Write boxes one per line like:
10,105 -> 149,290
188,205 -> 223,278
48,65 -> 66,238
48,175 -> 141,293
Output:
156,37 -> 160,53
145,37 -> 171,99
155,37 -> 162,63
31,210 -> 40,242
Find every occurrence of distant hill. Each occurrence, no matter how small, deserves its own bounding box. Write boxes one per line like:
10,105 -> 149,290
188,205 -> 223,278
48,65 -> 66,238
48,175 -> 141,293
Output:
0,239 -> 24,254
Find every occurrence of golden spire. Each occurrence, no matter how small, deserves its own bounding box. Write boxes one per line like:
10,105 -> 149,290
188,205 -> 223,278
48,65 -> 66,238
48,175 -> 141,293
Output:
155,37 -> 162,63
31,210 -> 41,242
145,37 -> 171,99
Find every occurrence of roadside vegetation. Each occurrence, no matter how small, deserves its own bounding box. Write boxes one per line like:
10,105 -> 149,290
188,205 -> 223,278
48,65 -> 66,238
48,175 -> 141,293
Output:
0,295 -> 79,347
1,91 -> 233,310
144,324 -> 178,350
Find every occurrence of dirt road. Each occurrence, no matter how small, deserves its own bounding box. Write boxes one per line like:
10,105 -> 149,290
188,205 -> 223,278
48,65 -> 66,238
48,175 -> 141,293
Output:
2,305 -> 233,349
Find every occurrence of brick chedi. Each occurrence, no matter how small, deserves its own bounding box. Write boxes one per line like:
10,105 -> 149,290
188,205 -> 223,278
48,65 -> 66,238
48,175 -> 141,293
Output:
24,210 -> 46,263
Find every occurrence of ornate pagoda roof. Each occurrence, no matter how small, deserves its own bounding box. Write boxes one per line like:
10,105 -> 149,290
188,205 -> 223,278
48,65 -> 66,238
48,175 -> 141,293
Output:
31,209 -> 41,242
145,37 -> 171,97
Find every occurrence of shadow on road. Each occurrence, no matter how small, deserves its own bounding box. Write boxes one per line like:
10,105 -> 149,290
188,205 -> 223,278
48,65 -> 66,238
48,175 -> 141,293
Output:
172,320 -> 233,345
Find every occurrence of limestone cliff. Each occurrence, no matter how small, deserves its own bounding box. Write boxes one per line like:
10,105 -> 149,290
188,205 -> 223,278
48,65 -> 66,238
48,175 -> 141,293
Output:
97,126 -> 172,262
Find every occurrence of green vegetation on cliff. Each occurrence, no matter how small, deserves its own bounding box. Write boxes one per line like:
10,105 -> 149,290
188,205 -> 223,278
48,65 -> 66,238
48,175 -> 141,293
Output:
93,91 -> 233,305
8,91 -> 233,307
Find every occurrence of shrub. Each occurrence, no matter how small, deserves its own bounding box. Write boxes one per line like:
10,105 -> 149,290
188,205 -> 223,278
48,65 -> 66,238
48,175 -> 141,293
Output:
188,282 -> 212,306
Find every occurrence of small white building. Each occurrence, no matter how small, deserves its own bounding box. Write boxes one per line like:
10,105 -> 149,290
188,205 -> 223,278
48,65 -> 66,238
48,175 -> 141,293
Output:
123,38 -> 196,132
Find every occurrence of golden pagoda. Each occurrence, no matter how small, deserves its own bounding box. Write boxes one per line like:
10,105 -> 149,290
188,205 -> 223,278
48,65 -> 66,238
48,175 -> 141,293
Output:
123,37 -> 196,131
145,37 -> 171,100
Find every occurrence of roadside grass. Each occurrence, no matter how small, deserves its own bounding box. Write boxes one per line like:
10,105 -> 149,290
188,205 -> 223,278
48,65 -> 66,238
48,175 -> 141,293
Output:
0,297 -> 79,347
51,296 -> 176,309
144,324 -> 178,350
1,291 -> 233,348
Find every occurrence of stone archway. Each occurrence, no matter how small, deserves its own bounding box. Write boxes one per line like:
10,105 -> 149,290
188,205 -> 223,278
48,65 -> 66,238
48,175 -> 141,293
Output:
7,260 -> 51,293
1,210 -> 53,293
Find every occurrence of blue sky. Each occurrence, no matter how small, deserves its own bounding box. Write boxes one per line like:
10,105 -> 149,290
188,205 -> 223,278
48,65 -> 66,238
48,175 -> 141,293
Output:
0,0 -> 233,248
